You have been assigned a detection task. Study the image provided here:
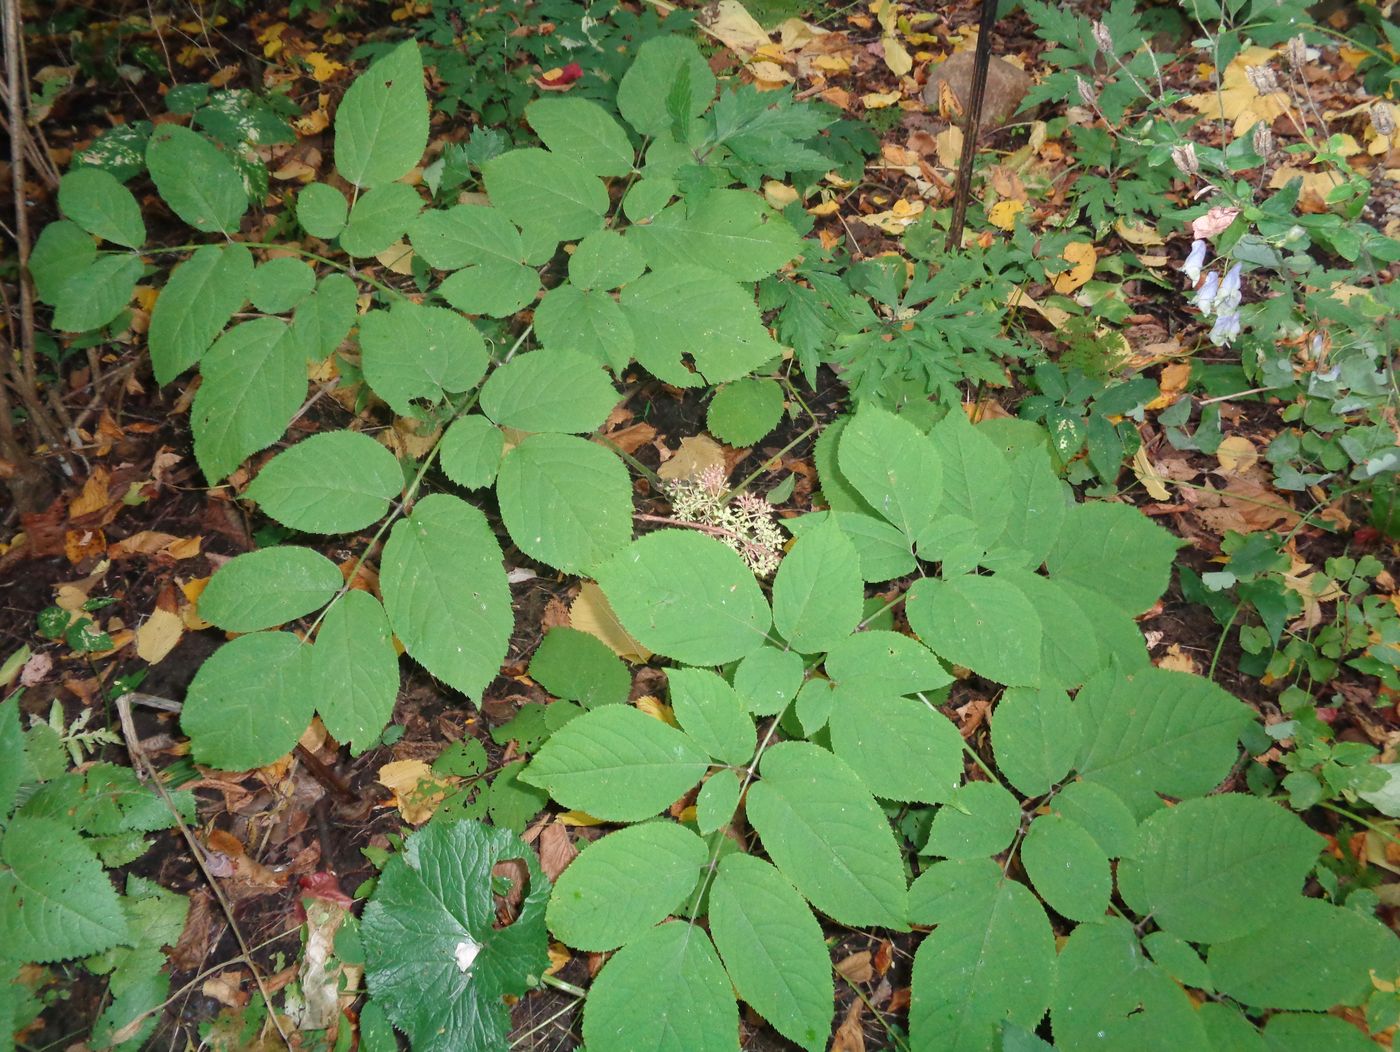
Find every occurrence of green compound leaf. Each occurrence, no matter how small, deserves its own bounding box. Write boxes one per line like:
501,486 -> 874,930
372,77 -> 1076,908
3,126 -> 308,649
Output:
1120,794 -> 1321,944
359,301 -> 488,416
1142,931 -> 1214,992
1020,813 -> 1110,922
438,258 -> 540,318
534,283 -> 635,373
595,530 -> 772,666
1051,917 -> 1207,1052
530,627 -> 629,709
733,645 -> 804,716
711,853 -> 834,1052
29,220 -> 96,304
58,167 -> 145,248
746,741 -> 908,929
824,630 -> 953,696
334,40 -> 429,188
51,254 -> 143,333
363,820 -> 549,1052
1048,780 -> 1138,860
996,570 -> 1103,690
0,815 -> 127,963
380,493 -> 512,702
667,668 -> 757,766
991,686 -> 1081,797
521,704 -> 709,822
1209,897 -> 1400,1011
311,590 -> 400,756
569,229 -> 646,291
246,430 -> 403,534
297,181 -> 349,239
1074,665 -> 1253,818
409,203 -> 522,270
836,404 -> 942,542
707,377 -> 785,446
697,769 -> 742,834
617,36 -> 716,137
905,574 -> 1043,688
624,175 -> 677,222
247,256 -> 315,314
483,148 -> 608,242
339,182 -> 423,258
582,921 -> 736,1052
622,266 -> 784,386
547,821 -> 706,951
496,433 -> 632,574
293,269 -> 357,361
926,410 -> 1013,552
146,124 -> 247,233
791,511 -> 916,584
191,318 -> 305,483
479,348 -> 620,434
1047,501 -> 1182,616
198,545 -> 342,632
910,873 -> 1055,1052
829,693 -> 963,805
631,191 -> 803,281
180,631 -> 314,770
526,97 -> 635,178
439,414 -> 504,490
922,780 -> 1020,860
772,517 -> 862,655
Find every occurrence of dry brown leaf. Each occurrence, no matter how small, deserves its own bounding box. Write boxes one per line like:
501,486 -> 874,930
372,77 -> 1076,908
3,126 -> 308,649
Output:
536,822 -> 578,882
377,759 -> 456,825
658,435 -> 728,482
835,949 -> 874,983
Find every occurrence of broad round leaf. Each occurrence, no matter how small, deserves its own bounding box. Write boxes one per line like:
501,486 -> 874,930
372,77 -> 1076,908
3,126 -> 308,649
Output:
595,530 -> 772,665
180,631 -> 314,770
246,430 -> 403,534
583,922 -> 736,1052
146,124 -> 247,233
707,378 -> 785,446
479,348 -> 620,434
248,257 -> 316,314
359,302 -> 488,416
617,36 -> 716,137
311,591 -> 400,755
409,204 -> 523,270
51,254 -> 143,333
568,229 -> 646,291
1047,501 -> 1182,616
829,694 -> 963,805
521,705 -> 710,822
439,414 -> 504,490
836,404 -> 942,541
198,545 -> 342,632
380,494 -> 511,702
339,182 -> 423,258
922,780 -> 1021,859
733,645 -> 804,716
547,821 -> 707,951
297,182 -> 349,239
533,283 -> 634,373
293,272 -> 358,361
482,148 -> 608,242
711,853 -> 833,1052
334,40 -> 429,188
526,97 -> 635,177
149,243 -> 253,385
438,260 -> 540,317
823,630 -> 953,697
631,192 -> 802,281
991,686 -> 1082,797
496,434 -> 632,574
905,573 -> 1043,687
58,167 -> 144,248
668,668 -> 757,765
747,741 -> 908,929
28,219 -> 96,305
363,820 -> 549,1052
1020,813 -> 1111,922
529,626 -> 629,709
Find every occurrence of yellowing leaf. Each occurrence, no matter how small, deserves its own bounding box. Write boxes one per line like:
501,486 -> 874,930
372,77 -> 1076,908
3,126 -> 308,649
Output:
136,607 -> 184,665
634,695 -> 678,726
377,759 -> 456,825
571,581 -> 652,662
1132,446 -> 1171,500
698,0 -> 771,58
764,181 -> 800,209
1183,46 -> 1291,136
988,199 -> 1025,230
807,198 -> 841,216
658,434 -> 727,482
1114,217 -> 1163,245
935,125 -> 962,168
862,90 -> 902,109
1216,435 -> 1259,475
1051,241 -> 1096,293
303,52 -> 345,82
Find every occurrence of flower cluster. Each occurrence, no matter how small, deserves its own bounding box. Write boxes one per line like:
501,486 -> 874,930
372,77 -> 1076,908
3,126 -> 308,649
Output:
665,464 -> 785,578
1183,240 -> 1243,345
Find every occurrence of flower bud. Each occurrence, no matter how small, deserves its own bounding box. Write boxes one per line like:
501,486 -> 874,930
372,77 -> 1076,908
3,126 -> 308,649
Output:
1286,34 -> 1307,70
1092,20 -> 1114,56
1373,103 -> 1396,137
1252,121 -> 1274,159
1171,143 -> 1199,176
1077,76 -> 1098,109
1245,64 -> 1280,94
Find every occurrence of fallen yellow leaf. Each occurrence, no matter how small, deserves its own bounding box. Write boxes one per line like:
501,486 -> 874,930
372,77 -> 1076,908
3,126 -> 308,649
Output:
861,90 -> 902,109
1051,241 -> 1096,294
988,199 -> 1025,230
1132,446 -> 1171,500
1216,434 -> 1259,475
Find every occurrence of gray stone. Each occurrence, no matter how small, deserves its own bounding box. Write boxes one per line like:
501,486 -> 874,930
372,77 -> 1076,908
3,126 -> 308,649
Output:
921,51 -> 1034,129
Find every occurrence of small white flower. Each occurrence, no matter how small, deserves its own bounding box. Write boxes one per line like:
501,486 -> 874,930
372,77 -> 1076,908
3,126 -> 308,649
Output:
1182,239 -> 1208,283
1194,269 -> 1220,314
1215,263 -> 1243,313
1210,310 -> 1242,344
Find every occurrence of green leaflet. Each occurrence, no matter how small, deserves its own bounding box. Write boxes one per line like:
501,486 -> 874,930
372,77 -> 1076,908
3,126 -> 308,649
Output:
991,686 -> 1082,796
146,124 -> 247,233
788,510 -> 917,583
334,40 -> 429,188
411,201 -> 524,271
0,696 -> 26,820
828,693 -> 963,804
905,574 -> 1043,687
248,257 -> 315,314
534,284 -> 635,372
1047,500 -> 1182,616
57,167 -> 145,248
733,645 -> 804,716
246,430 -> 403,534
1020,813 -> 1111,922
922,780 -> 1021,859
520,704 -> 710,822
198,545 -> 342,632
439,414 -> 504,490
526,97 -> 635,178
697,769 -> 742,834
339,182 -> 423,258
379,494 -> 511,703
630,191 -> 803,281
771,517 -> 862,654
595,530 -> 772,665
1048,780 -> 1138,860
926,410 -> 1013,552
439,260 -> 540,318
0,815 -> 128,963
362,820 -> 549,1052
617,35 -> 716,136
995,570 -> 1103,689
746,741 -> 908,929
310,590 -> 400,755
51,254 -> 143,333
707,378 -> 785,446
28,220 -> 96,305
667,668 -> 757,766
297,181 -> 349,238
180,631 -> 314,770
985,444 -> 1068,570
191,318 -> 305,483
547,821 -> 706,951
569,229 -> 646,291
358,300 -> 488,416
823,630 -> 953,696
529,627 -> 628,709
582,922 -> 736,1052
483,148 -> 609,243
148,243 -> 252,384
495,433 -> 632,574
710,853 -> 833,1052
479,348 -> 620,434
836,404 -> 942,542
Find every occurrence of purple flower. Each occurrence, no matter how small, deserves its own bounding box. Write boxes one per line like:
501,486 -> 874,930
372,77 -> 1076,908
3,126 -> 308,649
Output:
1183,239 -> 1208,283
1210,310 -> 1242,344
1216,263 -> 1243,313
1194,269 -> 1220,313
